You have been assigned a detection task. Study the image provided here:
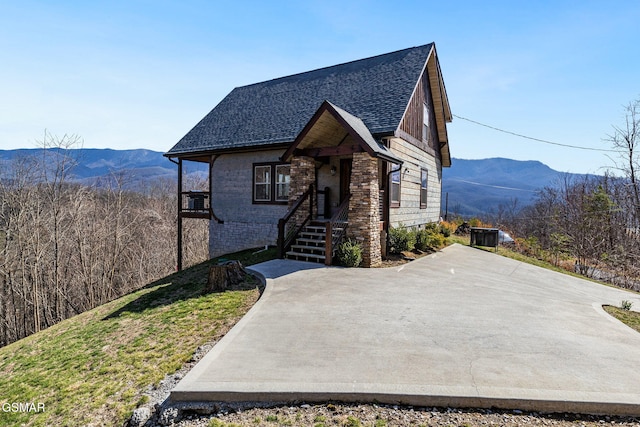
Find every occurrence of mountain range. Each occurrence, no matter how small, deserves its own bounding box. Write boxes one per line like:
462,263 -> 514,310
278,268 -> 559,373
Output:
442,157 -> 591,217
0,148 -> 179,185
0,148 -> 590,216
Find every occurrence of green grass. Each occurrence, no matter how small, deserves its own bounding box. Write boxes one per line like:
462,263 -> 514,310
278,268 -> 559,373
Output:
603,305 -> 640,333
0,247 -> 275,427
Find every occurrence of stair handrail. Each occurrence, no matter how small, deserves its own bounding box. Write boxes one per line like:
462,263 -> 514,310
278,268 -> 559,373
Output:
324,194 -> 351,266
277,184 -> 315,258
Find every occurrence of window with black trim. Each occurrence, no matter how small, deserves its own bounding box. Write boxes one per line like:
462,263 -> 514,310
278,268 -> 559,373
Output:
253,163 -> 290,204
420,168 -> 428,209
390,164 -> 401,208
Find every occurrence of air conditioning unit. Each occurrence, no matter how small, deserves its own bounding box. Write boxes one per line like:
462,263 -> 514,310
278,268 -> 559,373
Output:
188,193 -> 205,210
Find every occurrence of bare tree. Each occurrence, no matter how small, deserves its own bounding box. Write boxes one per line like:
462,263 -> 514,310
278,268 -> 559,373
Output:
0,136 -> 209,347
605,98 -> 640,226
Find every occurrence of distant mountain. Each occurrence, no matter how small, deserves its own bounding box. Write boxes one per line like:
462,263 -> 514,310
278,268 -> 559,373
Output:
442,157 -> 592,217
0,148 -> 204,188
1,150 -> 588,216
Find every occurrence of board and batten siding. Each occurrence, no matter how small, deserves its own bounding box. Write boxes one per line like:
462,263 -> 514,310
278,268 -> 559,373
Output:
388,137 -> 442,228
209,149 -> 288,257
389,61 -> 445,229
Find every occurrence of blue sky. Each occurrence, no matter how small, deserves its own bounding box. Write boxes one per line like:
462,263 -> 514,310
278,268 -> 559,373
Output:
1,0 -> 639,174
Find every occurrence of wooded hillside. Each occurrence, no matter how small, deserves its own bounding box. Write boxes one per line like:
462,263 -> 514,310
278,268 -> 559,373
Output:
0,135 -> 208,347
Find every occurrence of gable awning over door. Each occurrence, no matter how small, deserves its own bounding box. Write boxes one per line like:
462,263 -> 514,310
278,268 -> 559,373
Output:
281,100 -> 403,165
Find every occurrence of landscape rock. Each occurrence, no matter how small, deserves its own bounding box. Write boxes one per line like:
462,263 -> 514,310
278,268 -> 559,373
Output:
129,406 -> 151,427
157,406 -> 180,426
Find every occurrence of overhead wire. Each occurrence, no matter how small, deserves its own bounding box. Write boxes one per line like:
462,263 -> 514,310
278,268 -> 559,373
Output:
453,114 -> 620,153
447,178 -> 537,193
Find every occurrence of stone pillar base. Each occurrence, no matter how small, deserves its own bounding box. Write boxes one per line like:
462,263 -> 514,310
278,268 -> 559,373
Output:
348,153 -> 381,267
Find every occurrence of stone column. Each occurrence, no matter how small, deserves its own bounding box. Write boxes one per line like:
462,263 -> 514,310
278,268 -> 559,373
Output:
348,152 -> 381,267
288,156 -> 315,205
288,156 -> 316,226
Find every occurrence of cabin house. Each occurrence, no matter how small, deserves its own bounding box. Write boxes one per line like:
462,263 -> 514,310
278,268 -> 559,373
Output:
165,43 -> 452,268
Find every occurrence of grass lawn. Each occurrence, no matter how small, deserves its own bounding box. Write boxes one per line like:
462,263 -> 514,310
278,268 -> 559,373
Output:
0,247 -> 276,427
603,305 -> 640,333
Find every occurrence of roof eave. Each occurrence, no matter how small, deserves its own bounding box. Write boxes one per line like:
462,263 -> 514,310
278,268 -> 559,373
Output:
164,142 -> 291,161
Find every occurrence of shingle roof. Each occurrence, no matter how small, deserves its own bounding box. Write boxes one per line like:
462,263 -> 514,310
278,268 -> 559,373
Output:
282,100 -> 404,165
166,44 -> 435,157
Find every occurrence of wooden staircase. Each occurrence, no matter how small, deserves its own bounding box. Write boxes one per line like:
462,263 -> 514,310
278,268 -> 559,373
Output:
277,185 -> 350,266
285,221 -> 346,263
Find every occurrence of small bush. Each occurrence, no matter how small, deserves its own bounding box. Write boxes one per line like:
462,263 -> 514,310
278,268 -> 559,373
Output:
415,224 -> 446,251
621,300 -> 633,311
336,239 -> 363,267
439,220 -> 457,236
388,225 -> 415,254
468,217 -> 493,228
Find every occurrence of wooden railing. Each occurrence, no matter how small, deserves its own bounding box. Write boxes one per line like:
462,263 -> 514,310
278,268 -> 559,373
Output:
180,191 -> 211,218
277,184 -> 314,258
316,186 -> 331,219
324,194 -> 351,266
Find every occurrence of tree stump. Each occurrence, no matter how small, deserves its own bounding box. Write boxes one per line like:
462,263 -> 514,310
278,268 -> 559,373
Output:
206,260 -> 246,293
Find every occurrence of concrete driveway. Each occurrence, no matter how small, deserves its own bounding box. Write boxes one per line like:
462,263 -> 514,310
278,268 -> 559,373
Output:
171,244 -> 640,415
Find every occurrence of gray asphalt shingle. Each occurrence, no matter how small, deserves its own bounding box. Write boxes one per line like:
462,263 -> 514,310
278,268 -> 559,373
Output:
166,44 -> 434,156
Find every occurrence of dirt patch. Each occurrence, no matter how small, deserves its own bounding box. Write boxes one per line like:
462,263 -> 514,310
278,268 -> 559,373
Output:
378,249 -> 434,268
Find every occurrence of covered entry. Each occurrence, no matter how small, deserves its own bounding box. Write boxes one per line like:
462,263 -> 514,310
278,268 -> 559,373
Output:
277,101 -> 402,267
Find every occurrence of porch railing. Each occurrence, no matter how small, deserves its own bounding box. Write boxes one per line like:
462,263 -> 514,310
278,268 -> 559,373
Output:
180,191 -> 211,218
277,184 -> 314,258
316,186 -> 331,219
324,194 -> 351,266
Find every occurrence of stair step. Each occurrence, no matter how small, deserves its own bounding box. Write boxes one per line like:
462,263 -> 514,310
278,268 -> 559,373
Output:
300,231 -> 325,239
304,225 -> 326,232
290,244 -> 325,253
285,251 -> 326,262
294,238 -> 326,246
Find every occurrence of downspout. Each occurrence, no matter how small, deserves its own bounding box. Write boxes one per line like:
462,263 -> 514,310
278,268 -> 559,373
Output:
209,155 -> 224,224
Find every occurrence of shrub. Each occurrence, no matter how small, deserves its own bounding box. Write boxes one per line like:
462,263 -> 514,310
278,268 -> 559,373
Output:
415,225 -> 446,251
621,300 -> 633,311
336,239 -> 362,267
468,218 -> 493,228
388,225 -> 415,254
439,220 -> 457,236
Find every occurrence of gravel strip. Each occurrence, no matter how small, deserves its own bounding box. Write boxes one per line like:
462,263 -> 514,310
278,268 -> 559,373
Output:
161,403 -> 640,426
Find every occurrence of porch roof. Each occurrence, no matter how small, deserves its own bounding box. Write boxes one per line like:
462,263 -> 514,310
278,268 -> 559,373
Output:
282,101 -> 403,165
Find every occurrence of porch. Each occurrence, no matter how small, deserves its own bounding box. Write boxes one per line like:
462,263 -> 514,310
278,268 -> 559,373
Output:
276,101 -> 402,267
276,183 -> 351,265
276,151 -> 388,267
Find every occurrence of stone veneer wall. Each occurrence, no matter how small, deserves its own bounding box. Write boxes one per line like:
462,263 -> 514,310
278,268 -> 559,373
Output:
348,152 -> 382,267
288,156 -> 316,227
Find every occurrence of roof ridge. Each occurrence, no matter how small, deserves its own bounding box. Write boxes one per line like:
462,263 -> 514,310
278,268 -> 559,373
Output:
235,43 -> 434,90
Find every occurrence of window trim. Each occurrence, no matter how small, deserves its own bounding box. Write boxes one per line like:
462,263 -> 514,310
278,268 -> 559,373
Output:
252,162 -> 290,205
274,164 -> 290,203
420,168 -> 428,209
253,165 -> 272,202
390,164 -> 401,208
423,102 -> 430,143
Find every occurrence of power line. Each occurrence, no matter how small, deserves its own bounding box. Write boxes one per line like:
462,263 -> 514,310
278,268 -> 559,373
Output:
448,178 -> 537,193
453,114 -> 619,153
